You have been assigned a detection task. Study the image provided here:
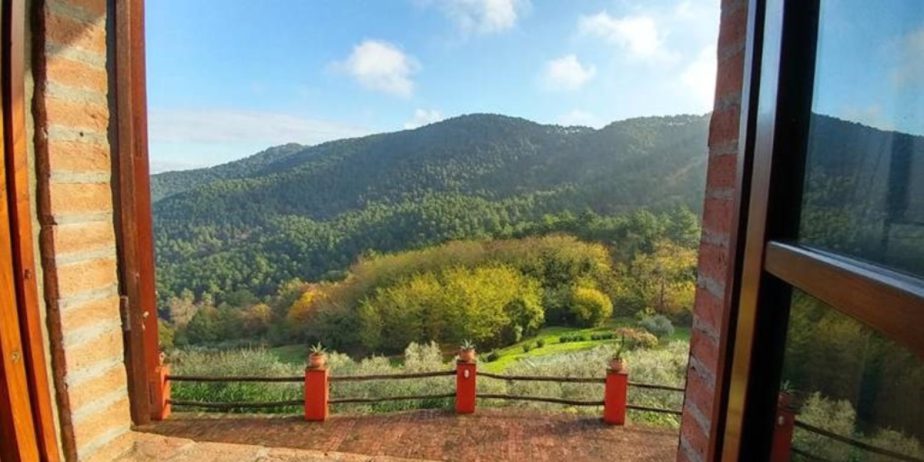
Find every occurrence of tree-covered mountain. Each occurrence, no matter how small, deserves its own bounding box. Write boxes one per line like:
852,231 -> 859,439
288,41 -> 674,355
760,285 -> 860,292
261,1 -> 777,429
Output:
152,113 -> 711,301
151,143 -> 306,202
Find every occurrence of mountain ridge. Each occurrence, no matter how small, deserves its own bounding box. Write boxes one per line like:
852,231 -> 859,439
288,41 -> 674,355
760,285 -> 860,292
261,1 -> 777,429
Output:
152,112 -> 712,300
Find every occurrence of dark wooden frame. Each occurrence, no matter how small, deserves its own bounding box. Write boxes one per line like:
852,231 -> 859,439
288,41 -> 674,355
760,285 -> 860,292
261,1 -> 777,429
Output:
110,0 -> 160,425
1,0 -> 61,459
719,0 -> 924,459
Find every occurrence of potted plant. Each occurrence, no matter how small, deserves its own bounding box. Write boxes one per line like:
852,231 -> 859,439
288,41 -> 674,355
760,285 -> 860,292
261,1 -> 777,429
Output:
609,335 -> 627,372
308,342 -> 327,369
459,339 -> 476,362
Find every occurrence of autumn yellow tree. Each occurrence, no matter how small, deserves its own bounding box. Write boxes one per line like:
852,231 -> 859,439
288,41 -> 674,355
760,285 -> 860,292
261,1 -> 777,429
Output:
624,240 -> 696,317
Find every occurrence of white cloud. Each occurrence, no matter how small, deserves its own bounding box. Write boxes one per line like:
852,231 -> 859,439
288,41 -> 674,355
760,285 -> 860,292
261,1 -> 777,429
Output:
579,12 -> 665,60
424,0 -> 530,35
541,55 -> 596,91
680,46 -> 717,110
149,108 -> 369,146
892,28 -> 924,87
557,109 -> 603,128
404,109 -> 445,129
334,40 -> 419,97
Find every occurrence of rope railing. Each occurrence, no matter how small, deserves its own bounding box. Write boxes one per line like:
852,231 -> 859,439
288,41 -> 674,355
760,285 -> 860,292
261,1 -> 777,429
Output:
153,360 -> 683,424
790,446 -> 834,462
626,404 -> 683,416
166,374 -> 302,383
329,393 -> 456,404
329,370 -> 455,382
628,381 -> 685,392
478,394 -> 604,407
794,420 -> 924,462
168,399 -> 302,410
478,371 -> 605,384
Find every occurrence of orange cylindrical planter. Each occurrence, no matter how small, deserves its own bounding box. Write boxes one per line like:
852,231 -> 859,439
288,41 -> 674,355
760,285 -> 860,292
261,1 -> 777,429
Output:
603,369 -> 627,425
455,360 -> 477,414
304,367 -> 329,421
770,392 -> 796,462
151,364 -> 171,421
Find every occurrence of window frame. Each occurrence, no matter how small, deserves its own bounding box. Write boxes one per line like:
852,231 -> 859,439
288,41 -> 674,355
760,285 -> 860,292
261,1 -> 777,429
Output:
110,0 -> 161,425
720,0 -> 924,459
1,0 -> 61,459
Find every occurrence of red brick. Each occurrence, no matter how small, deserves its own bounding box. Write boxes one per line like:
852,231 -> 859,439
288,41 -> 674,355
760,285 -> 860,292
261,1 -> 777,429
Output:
693,288 -> 724,335
715,51 -> 745,101
697,241 -> 727,283
706,152 -> 737,190
64,325 -> 122,372
46,10 -> 106,55
708,105 -> 740,145
681,412 -> 710,458
46,55 -> 108,91
47,139 -> 110,172
52,221 -> 115,255
690,333 -> 719,374
56,258 -> 117,297
701,196 -> 733,232
45,96 -> 109,133
58,0 -> 107,17
48,183 -> 112,215
718,4 -> 748,49
686,371 -> 716,419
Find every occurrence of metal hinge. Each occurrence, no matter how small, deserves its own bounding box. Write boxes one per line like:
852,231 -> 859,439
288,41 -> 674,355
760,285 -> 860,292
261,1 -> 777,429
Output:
119,295 -> 131,332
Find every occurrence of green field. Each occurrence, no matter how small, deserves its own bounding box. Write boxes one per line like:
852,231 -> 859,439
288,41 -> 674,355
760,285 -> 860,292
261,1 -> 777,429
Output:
480,318 -> 689,372
268,317 -> 690,372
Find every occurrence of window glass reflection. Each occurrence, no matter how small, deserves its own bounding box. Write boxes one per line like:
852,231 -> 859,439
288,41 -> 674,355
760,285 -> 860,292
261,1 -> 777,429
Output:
779,290 -> 923,461
799,0 -> 924,277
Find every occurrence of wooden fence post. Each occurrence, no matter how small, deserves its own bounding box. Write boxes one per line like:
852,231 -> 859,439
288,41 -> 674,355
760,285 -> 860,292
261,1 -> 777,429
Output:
455,360 -> 477,414
603,368 -> 627,425
770,392 -> 796,462
150,352 -> 171,421
304,366 -> 329,421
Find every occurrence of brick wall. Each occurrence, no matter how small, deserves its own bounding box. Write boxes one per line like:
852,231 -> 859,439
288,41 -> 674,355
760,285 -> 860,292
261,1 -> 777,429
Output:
31,0 -> 133,460
678,0 -> 749,461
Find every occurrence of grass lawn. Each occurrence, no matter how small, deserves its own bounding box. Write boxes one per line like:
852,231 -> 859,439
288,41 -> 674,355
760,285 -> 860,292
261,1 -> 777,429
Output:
269,344 -> 308,365
481,317 -> 690,373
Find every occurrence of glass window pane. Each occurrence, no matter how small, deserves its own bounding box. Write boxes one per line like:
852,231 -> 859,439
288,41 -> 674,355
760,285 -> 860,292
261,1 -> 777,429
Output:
799,0 -> 924,277
778,290 -> 923,461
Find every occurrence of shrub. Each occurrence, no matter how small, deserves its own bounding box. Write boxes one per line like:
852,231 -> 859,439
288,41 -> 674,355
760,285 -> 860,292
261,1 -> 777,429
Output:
358,265 -> 544,352
496,341 -> 689,427
569,286 -> 614,327
615,327 -> 659,349
536,339 -> 546,348
170,348 -> 303,412
522,343 -> 533,353
639,314 -> 675,338
486,350 -> 500,362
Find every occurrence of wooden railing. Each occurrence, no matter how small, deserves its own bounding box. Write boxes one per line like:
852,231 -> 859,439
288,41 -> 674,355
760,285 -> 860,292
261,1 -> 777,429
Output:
150,359 -> 684,425
770,393 -> 924,462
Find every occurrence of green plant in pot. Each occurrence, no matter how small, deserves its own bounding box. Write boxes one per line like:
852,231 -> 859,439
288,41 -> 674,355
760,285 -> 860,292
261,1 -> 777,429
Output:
308,342 -> 327,369
609,335 -> 628,372
459,339 -> 476,362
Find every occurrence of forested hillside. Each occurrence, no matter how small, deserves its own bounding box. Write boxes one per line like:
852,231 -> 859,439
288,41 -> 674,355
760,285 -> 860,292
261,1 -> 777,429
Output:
152,113 -> 710,301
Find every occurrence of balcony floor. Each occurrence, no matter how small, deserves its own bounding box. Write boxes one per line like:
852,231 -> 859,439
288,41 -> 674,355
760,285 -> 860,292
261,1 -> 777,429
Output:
130,409 -> 677,461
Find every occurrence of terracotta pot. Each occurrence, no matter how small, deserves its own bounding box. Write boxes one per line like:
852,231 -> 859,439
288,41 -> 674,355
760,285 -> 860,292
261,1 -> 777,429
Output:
309,353 -> 327,369
609,358 -> 626,372
459,348 -> 476,363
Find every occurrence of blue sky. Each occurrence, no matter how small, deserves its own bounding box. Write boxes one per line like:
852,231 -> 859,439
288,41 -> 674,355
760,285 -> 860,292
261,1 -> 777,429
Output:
811,0 -> 924,139
146,0 -> 721,172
